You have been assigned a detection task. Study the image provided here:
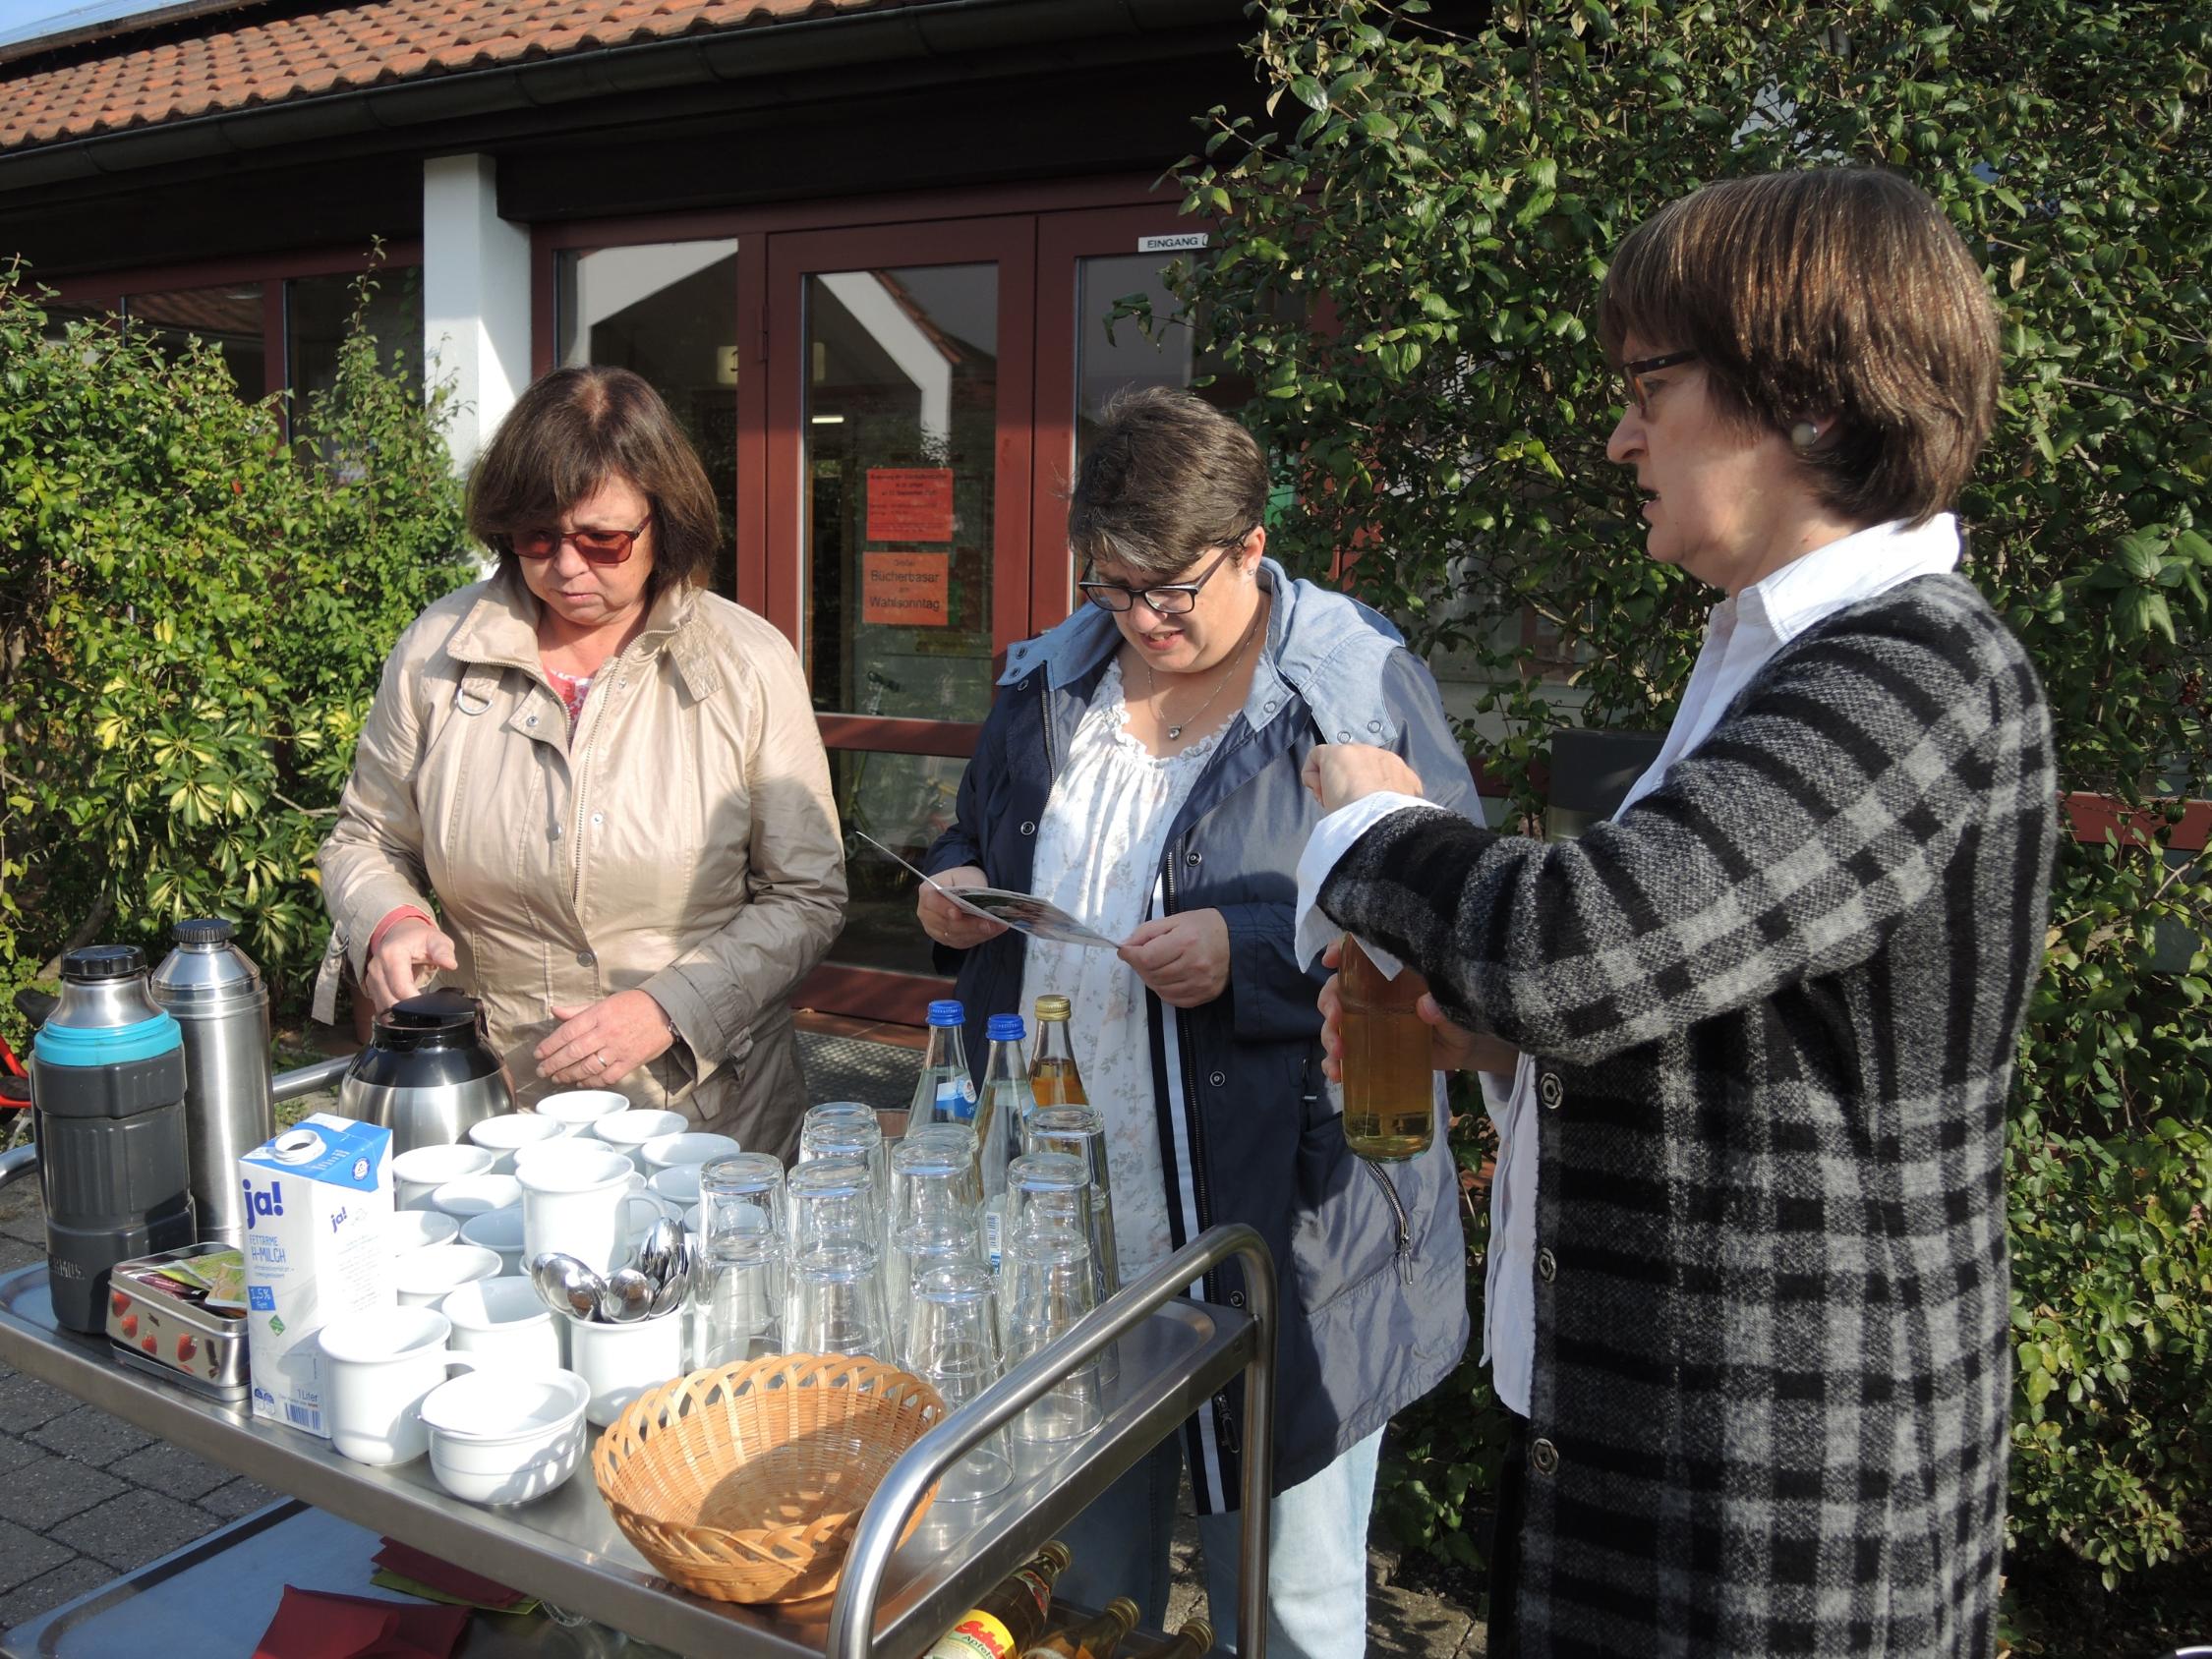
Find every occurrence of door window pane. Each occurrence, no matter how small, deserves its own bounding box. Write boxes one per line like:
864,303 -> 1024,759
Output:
287,267 -> 422,409
1074,255 -> 1249,455
123,284 -> 265,393
805,261 -> 999,982
556,241 -> 740,596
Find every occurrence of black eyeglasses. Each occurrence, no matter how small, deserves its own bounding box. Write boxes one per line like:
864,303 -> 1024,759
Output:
1077,539 -> 1248,615
1620,350 -> 1699,416
495,515 -> 652,566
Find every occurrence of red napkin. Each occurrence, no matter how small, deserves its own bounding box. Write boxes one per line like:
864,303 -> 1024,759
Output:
371,1538 -> 526,1609
252,1586 -> 471,1659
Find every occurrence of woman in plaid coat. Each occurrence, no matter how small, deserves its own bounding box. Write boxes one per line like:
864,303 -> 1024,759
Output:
1301,169 -> 2057,1655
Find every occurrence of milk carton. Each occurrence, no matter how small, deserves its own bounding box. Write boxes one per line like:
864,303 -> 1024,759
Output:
237,1114 -> 394,1436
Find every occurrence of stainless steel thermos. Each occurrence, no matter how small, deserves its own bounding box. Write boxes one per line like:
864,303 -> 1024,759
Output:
149,918 -> 275,1250
30,945 -> 197,1334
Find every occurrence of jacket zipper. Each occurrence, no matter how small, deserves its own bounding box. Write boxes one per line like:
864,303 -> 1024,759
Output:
1363,1159 -> 1416,1286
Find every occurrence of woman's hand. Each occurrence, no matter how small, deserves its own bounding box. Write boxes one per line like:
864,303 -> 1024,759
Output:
1120,910 -> 1232,1008
535,990 -> 677,1087
1315,939 -> 1520,1080
1301,743 -> 1425,814
916,865 -> 1009,951
363,917 -> 459,1014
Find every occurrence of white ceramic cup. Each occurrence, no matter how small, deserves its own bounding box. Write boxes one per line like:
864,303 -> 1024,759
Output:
647,1166 -> 703,1211
420,1369 -> 590,1505
393,1242 -> 503,1308
317,1306 -> 478,1466
459,1207 -> 527,1278
465,1113 -> 564,1174
640,1131 -> 742,1177
564,1306 -> 687,1425
431,1172 -> 524,1221
439,1276 -> 566,1374
518,1148 -> 663,1274
391,1143 -> 496,1212
378,1210 -> 461,1253
592,1110 -> 689,1171
536,1090 -> 630,1138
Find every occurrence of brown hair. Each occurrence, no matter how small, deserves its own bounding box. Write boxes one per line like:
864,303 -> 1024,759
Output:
1067,387 -> 1269,579
466,367 -> 722,600
1599,168 -> 2000,527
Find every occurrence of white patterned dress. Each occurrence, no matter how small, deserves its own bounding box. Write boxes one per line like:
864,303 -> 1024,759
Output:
1018,659 -> 1249,1279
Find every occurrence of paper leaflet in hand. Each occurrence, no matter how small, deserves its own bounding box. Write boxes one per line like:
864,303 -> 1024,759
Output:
852,830 -> 1119,948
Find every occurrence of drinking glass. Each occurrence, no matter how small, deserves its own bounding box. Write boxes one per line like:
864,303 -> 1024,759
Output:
695,1154 -> 786,1365
786,1154 -> 877,1256
886,1217 -> 980,1337
785,1242 -> 891,1360
999,1219 -> 1101,1444
901,1263 -> 1009,1502
1022,1106 -> 1122,1300
799,1107 -> 889,1215
891,1126 -> 982,1236
1005,1152 -> 1090,1236
1009,1134 -> 1119,1386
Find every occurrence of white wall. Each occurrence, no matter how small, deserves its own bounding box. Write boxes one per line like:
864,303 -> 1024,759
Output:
422,153 -> 532,473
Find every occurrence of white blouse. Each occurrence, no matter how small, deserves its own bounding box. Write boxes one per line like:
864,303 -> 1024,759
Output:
1019,658 -> 1244,1278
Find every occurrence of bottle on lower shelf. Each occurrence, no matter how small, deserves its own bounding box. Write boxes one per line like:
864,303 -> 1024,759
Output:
1022,1596 -> 1139,1657
920,1541 -> 1074,1659
1121,1621 -> 1215,1659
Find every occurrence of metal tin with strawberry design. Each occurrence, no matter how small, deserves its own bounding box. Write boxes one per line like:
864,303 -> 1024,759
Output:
104,1241 -> 250,1401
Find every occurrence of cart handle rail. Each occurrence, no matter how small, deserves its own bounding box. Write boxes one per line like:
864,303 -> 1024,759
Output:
828,1223 -> 1276,1659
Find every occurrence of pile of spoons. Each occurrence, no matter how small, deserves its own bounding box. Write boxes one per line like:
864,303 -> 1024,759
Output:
529,1216 -> 693,1323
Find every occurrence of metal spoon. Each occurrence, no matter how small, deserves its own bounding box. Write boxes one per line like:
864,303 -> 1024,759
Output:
647,1262 -> 689,1318
530,1252 -> 606,1323
606,1265 -> 657,1322
634,1215 -> 681,1289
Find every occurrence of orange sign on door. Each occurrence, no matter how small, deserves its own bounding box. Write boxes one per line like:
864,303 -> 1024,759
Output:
861,551 -> 951,626
865,468 -> 956,543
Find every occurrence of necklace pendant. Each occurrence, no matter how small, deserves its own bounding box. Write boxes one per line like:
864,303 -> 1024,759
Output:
1165,723 -> 1184,741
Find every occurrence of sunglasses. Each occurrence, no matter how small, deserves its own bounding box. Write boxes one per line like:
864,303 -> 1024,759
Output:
1620,350 -> 1699,416
1077,538 -> 1248,615
495,514 -> 652,566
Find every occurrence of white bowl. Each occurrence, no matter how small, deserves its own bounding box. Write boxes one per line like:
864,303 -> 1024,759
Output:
459,1206 -> 526,1277
420,1368 -> 589,1505
393,1242 -> 503,1307
465,1114 -> 564,1173
391,1143 -> 497,1211
647,1165 -> 702,1209
592,1110 -> 688,1169
640,1131 -> 742,1175
377,1211 -> 461,1252
431,1172 -> 524,1220
438,1275 -> 565,1373
536,1090 -> 630,1137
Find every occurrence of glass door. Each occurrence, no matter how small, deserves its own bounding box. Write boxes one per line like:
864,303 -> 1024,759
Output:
765,220 -> 1035,1022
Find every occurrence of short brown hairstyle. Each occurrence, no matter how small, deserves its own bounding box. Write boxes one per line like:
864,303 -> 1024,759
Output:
466,367 -> 722,600
1599,168 -> 2000,527
1067,387 -> 1269,580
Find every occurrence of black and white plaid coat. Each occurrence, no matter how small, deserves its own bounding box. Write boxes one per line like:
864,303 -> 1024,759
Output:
1320,574 -> 2056,1657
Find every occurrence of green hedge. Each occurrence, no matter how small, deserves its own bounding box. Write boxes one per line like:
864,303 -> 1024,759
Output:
0,265 -> 473,1029
1152,0 -> 2212,1619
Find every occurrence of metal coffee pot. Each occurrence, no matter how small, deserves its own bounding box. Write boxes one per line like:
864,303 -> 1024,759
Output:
335,989 -> 514,1155
149,918 -> 274,1251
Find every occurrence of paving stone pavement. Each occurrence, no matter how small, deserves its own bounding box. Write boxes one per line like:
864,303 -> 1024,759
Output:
0,1046 -> 1488,1652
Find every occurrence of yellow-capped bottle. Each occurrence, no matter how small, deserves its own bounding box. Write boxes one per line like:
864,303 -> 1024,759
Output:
920,1541 -> 1072,1658
1028,995 -> 1088,1108
1120,1621 -> 1214,1659
1023,1597 -> 1139,1658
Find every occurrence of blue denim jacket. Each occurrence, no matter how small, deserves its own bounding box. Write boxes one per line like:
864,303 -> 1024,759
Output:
924,561 -> 1475,1509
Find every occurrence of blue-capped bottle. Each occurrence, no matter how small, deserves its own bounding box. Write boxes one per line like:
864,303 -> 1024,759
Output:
909,1000 -> 977,1128
971,1013 -> 1034,1273
29,945 -> 197,1334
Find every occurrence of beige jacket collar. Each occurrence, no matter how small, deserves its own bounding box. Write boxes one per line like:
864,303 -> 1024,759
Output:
444,567 -> 722,701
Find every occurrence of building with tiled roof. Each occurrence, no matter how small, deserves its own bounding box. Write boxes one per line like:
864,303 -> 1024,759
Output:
1,0 -> 1259,1023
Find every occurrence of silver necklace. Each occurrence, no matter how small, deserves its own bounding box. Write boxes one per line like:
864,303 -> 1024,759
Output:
1142,601 -> 1264,745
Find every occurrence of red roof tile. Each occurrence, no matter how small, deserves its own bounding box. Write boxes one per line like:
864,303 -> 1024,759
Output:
1,0 -> 892,152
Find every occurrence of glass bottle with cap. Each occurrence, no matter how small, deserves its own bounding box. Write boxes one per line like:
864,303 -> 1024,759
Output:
1025,1597 -> 1141,1658
971,1013 -> 1035,1273
1027,994 -> 1087,1108
911,999 -> 977,1127
920,1541 -> 1073,1659
1120,1621 -> 1216,1659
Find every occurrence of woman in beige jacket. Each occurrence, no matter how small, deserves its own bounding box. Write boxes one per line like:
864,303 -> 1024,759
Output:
318,368 -> 846,1160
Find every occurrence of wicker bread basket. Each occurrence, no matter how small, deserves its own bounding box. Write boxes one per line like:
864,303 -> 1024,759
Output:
593,1353 -> 947,1604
